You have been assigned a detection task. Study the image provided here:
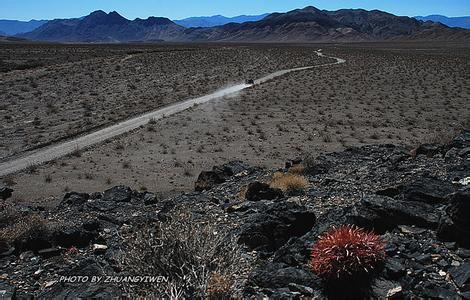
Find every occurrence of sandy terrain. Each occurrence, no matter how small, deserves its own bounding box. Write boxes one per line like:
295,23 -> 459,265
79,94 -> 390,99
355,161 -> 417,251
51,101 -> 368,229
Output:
2,43 -> 470,205
0,50 -> 344,176
0,44 -> 328,160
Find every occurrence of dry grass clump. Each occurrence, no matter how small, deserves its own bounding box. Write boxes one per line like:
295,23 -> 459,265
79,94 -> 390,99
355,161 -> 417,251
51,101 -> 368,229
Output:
270,172 -> 309,195
310,225 -> 386,280
120,208 -> 247,298
288,163 -> 306,175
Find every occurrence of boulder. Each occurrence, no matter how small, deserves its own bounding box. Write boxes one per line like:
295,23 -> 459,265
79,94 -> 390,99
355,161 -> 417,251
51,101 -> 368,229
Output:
142,192 -> 158,205
194,171 -> 225,192
238,202 -> 316,251
195,161 -> 250,191
0,186 -> 13,200
348,195 -> 440,233
60,192 -> 89,207
245,181 -> 283,201
437,187 -> 470,247
402,177 -> 456,205
102,186 -> 133,202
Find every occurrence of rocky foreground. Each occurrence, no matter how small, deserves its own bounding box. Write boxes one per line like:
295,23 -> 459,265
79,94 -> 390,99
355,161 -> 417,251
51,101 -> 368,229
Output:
1,129 -> 469,299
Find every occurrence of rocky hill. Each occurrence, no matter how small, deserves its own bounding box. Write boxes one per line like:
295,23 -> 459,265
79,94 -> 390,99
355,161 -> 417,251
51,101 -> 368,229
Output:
19,10 -> 184,42
18,7 -> 470,43
182,6 -> 470,42
0,129 -> 469,298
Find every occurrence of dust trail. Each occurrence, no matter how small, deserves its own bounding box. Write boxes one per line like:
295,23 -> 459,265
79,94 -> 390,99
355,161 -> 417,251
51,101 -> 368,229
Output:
0,50 -> 345,177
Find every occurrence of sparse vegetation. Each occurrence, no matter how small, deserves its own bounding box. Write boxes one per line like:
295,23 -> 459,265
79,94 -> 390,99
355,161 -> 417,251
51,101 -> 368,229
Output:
270,172 -> 308,195
120,208 -> 246,298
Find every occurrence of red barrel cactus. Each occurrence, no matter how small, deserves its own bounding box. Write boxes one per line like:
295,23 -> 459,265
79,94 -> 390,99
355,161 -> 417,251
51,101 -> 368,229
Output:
310,225 -> 386,279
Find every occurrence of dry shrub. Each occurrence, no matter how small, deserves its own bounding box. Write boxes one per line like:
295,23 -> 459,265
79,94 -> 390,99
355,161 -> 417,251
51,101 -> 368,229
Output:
120,208 -> 246,298
0,208 -> 48,251
206,273 -> 233,299
270,172 -> 308,195
288,163 -> 306,175
310,225 -> 386,279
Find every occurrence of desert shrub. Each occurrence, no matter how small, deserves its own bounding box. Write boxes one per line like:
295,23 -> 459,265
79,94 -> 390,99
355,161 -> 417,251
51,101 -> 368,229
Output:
270,172 -> 308,195
288,163 -> 306,175
310,225 -> 386,280
120,208 -> 246,298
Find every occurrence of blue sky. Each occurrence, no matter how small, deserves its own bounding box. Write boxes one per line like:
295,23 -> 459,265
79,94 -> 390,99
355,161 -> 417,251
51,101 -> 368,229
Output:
1,0 -> 469,21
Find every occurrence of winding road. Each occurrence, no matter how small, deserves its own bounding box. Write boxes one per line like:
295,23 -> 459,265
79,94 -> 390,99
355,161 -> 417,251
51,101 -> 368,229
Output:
0,50 -> 345,177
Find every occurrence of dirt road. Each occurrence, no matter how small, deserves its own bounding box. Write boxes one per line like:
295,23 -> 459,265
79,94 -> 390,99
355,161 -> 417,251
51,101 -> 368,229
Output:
0,50 -> 345,177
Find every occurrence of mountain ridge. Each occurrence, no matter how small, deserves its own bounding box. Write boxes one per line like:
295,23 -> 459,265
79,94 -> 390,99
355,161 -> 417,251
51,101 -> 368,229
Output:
18,7 -> 470,43
174,13 -> 269,28
0,19 -> 48,35
415,15 -> 470,29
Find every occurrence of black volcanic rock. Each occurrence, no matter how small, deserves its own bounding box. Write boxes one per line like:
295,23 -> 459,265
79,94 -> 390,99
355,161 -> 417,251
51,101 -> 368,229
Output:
0,186 -> 13,200
245,181 -> 283,201
437,187 -> 470,247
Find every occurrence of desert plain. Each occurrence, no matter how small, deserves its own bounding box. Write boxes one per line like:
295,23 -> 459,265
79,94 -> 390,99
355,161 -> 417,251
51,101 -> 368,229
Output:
1,42 -> 469,205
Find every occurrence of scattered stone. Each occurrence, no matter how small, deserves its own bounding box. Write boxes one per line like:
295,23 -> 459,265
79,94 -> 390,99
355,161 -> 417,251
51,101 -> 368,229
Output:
92,244 -> 108,254
386,285 -> 403,299
37,247 -> 62,258
244,181 -> 283,201
44,280 -> 57,288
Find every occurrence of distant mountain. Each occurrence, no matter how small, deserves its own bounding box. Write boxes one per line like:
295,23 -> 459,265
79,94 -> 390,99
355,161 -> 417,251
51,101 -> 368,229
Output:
0,19 -> 48,35
415,15 -> 470,29
182,6 -> 470,42
174,13 -> 269,28
17,7 -> 470,43
19,10 -> 184,42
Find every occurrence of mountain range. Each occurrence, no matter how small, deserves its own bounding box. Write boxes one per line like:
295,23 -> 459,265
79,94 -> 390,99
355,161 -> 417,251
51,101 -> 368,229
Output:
415,15 -> 470,29
174,13 -> 269,28
0,19 -> 48,35
17,7 -> 470,43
